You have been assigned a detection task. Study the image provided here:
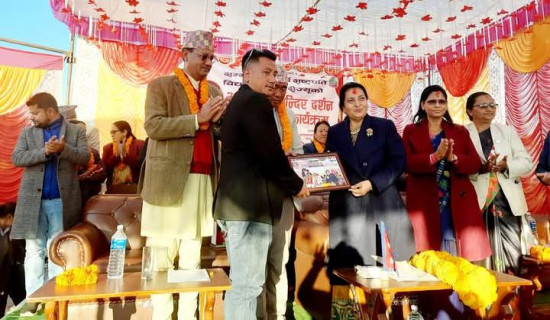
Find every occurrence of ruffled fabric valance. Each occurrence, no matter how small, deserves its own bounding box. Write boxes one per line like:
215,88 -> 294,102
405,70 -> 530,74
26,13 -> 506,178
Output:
98,41 -> 180,86
496,17 -> 550,73
354,70 -> 416,108
438,48 -> 491,98
447,66 -> 489,125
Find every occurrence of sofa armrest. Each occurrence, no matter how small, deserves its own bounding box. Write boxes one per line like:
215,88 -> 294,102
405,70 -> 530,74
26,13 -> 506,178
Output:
49,222 -> 109,269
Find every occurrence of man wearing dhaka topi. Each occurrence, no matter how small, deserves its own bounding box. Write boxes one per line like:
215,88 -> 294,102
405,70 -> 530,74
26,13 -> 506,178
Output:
139,30 -> 230,320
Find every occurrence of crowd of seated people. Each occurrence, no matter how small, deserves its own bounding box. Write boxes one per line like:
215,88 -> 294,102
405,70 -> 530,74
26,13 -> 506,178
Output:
7,34 -> 550,319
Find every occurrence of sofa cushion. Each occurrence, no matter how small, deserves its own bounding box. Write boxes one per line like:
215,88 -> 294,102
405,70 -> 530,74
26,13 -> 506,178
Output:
83,195 -> 145,250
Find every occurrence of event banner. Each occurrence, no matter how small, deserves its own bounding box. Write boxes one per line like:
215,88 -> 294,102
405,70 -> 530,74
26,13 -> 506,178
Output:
209,63 -> 341,144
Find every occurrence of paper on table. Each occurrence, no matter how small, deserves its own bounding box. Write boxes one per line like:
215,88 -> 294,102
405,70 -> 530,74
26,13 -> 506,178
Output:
389,261 -> 439,282
167,269 -> 211,283
355,265 -> 395,280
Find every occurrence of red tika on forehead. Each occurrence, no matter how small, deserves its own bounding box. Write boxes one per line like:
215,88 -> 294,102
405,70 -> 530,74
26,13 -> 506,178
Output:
434,91 -> 443,98
352,88 -> 358,94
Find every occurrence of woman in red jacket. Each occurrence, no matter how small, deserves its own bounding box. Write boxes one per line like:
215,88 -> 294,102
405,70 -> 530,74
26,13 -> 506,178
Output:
102,121 -> 144,193
403,85 -> 491,262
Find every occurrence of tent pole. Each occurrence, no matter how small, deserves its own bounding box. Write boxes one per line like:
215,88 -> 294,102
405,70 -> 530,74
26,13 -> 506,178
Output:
0,37 -> 68,55
65,34 -> 76,105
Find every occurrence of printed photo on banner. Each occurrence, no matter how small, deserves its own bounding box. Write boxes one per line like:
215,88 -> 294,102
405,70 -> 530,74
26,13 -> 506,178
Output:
288,153 -> 350,193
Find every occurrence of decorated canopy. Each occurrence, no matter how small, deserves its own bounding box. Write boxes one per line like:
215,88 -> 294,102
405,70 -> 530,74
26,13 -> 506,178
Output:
50,0 -> 546,70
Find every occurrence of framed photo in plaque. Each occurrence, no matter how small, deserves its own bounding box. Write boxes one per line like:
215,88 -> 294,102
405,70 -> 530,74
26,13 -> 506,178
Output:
288,152 -> 350,193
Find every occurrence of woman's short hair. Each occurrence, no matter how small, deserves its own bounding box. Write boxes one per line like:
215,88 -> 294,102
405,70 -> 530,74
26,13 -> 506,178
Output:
338,82 -> 368,111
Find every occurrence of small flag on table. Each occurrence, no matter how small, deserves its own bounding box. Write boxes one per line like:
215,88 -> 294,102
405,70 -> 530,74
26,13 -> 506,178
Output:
379,221 -> 396,271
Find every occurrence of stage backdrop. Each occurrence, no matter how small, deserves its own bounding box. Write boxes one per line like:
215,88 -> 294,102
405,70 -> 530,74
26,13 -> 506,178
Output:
209,63 -> 341,144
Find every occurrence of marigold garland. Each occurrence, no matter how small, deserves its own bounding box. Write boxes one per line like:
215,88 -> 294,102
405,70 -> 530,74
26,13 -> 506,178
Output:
174,68 -> 210,130
530,245 -> 550,261
276,102 -> 292,152
112,136 -> 133,158
410,250 -> 497,310
56,264 -> 99,286
313,139 -> 325,153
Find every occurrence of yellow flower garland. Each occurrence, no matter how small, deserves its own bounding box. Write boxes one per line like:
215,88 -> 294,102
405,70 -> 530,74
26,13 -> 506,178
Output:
276,101 -> 292,152
112,136 -> 133,157
174,68 -> 210,130
530,245 -> 550,261
313,139 -> 325,153
56,265 -> 99,286
410,250 -> 497,310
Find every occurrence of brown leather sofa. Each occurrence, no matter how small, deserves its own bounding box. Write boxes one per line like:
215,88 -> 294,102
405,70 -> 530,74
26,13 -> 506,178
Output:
49,193 -> 228,319
293,194 -> 331,320
49,194 -> 145,272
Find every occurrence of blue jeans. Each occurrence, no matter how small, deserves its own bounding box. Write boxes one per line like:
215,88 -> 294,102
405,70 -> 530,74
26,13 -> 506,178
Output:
219,220 -> 272,320
25,199 -> 64,296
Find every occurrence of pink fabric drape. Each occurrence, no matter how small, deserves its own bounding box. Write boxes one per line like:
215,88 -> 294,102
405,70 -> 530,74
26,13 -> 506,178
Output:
367,92 -> 413,136
0,46 -> 63,70
505,61 -> 550,215
0,106 -> 31,203
98,41 -> 181,86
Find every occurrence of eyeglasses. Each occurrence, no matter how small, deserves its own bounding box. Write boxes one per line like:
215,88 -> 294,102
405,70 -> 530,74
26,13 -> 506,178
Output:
474,103 -> 498,109
193,51 -> 217,63
110,130 -> 121,135
425,99 -> 448,106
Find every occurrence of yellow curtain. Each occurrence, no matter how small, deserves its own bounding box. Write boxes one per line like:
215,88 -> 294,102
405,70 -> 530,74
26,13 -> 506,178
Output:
447,65 -> 489,125
354,70 -> 416,108
495,17 -> 550,73
95,59 -> 147,149
0,65 -> 46,115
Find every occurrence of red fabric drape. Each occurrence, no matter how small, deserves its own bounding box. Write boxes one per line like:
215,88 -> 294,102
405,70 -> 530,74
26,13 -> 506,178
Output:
437,48 -> 491,97
98,41 -> 181,86
0,105 -> 31,203
505,62 -> 550,215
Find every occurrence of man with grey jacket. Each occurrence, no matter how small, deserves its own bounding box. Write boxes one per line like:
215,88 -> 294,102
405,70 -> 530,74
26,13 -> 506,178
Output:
11,92 -> 89,301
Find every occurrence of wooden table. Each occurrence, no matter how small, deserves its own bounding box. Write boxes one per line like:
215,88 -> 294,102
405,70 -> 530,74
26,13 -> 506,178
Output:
519,256 -> 550,318
27,268 -> 231,320
333,268 -> 532,320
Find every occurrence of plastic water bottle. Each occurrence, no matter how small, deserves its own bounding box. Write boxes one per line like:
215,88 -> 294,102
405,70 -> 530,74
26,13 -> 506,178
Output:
107,225 -> 127,279
408,305 -> 424,320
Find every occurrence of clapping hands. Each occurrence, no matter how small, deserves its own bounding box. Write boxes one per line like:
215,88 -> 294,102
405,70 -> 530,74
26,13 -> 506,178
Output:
45,135 -> 65,156
435,138 -> 457,162
480,153 -> 508,173
197,96 -> 232,125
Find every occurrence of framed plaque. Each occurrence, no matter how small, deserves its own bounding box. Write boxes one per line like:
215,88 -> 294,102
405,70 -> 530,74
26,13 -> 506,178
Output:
289,152 -> 350,193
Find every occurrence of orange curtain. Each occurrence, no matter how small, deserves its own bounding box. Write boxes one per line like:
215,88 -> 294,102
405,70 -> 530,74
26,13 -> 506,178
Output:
495,17 -> 550,73
354,70 -> 416,108
0,66 -> 46,115
447,65 -> 489,125
98,41 -> 181,86
437,48 -> 491,98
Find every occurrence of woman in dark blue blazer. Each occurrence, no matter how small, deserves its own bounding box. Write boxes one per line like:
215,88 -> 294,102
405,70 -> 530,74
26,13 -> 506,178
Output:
325,82 -> 415,280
